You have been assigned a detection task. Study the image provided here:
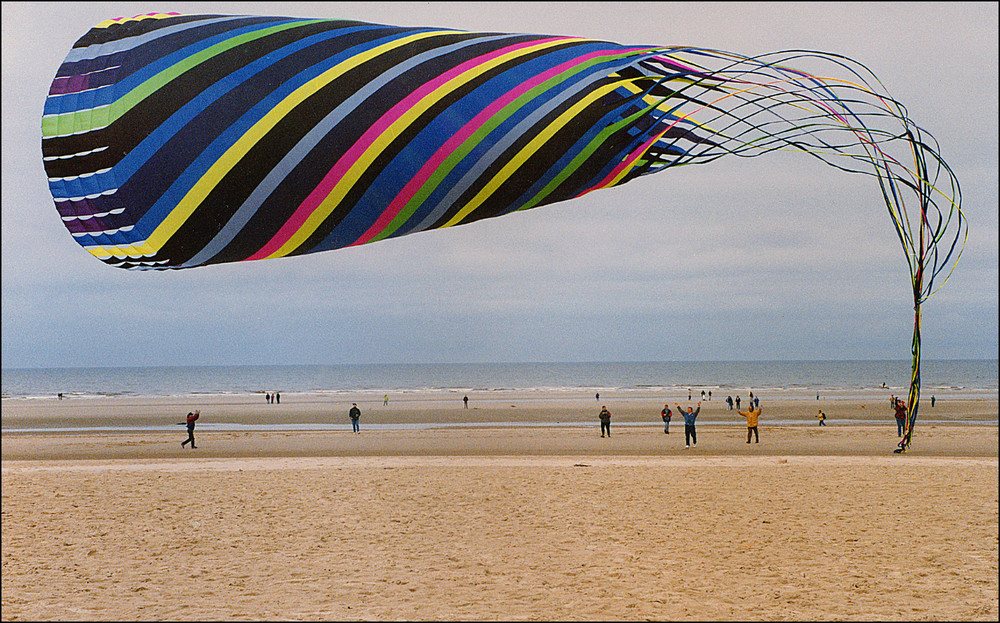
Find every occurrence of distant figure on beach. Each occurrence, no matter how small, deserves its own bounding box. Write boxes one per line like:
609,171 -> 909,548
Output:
599,406 -> 612,437
931,395 -> 936,407
58,392 -> 64,400
595,392 -> 600,401
384,394 -> 389,406
893,399 -> 907,437
753,395 -> 760,409
735,395 -> 741,410
739,405 -> 761,443
349,403 -> 361,434
676,402 -> 701,448
661,404 -> 672,434
708,390 -> 712,401
701,389 -> 706,400
180,410 -> 200,448
817,409 -> 827,426
275,392 -> 280,404
463,395 -> 469,409
726,395 -> 733,410
688,389 -> 691,401
266,392 -> 271,404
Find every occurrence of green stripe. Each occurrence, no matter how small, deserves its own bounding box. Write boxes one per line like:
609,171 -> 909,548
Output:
516,103 -> 655,212
368,48 -> 650,242
41,20 -> 323,137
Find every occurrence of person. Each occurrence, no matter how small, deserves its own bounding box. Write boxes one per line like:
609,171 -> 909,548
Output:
349,402 -> 361,434
463,395 -> 469,409
735,395 -> 741,410
660,404 -> 672,434
275,392 -> 280,404
726,396 -> 733,411
893,399 -> 907,437
58,392 -> 64,400
688,389 -> 692,401
180,410 -> 200,448
931,395 -> 936,407
708,390 -> 712,401
753,395 -> 760,409
599,406 -> 612,437
595,392 -> 600,402
701,389 -> 706,400
817,409 -> 827,426
383,394 -> 389,406
676,402 -> 701,448
738,404 -> 761,443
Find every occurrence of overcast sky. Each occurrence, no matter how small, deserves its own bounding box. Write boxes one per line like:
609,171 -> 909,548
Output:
2,2 -> 997,368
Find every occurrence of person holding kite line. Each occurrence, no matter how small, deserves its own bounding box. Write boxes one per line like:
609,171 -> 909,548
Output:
893,399 -> 907,437
179,410 -> 199,449
676,402 -> 701,448
738,403 -> 762,443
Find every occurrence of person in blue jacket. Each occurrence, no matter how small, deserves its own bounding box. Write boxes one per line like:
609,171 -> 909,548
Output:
676,401 -> 701,448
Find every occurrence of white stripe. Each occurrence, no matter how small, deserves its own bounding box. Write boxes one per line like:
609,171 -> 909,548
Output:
53,189 -> 119,202
61,207 -> 126,222
71,225 -> 134,237
43,146 -> 109,161
48,167 -> 112,183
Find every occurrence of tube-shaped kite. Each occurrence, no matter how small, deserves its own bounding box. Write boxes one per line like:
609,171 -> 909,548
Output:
42,13 -> 966,451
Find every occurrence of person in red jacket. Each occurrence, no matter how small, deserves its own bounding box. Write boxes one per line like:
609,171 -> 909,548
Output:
180,410 -> 200,448
893,399 -> 907,437
660,404 -> 672,434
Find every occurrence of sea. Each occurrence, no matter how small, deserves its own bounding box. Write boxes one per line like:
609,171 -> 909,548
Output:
3,360 -> 996,401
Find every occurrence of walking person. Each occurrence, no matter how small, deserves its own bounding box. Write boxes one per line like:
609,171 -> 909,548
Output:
817,409 -> 827,426
739,404 -> 761,443
463,395 -> 469,409
349,402 -> 361,434
599,405 -> 612,437
676,402 -> 701,448
180,410 -> 200,448
660,404 -> 672,434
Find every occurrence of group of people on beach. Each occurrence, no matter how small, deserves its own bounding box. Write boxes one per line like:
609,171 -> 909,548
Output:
599,399 -> 763,447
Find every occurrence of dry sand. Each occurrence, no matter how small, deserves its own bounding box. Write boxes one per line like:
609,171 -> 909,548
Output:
2,395 -> 997,620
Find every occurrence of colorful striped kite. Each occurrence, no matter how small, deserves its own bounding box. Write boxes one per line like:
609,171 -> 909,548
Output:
42,13 -> 966,451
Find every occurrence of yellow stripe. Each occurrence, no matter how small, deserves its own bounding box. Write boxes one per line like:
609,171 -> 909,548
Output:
441,78 -> 631,228
85,30 -> 454,260
266,37 -> 582,259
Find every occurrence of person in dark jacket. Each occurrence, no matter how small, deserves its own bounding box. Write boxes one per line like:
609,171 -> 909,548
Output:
598,406 -> 612,437
676,402 -> 701,448
180,410 -> 199,448
349,403 -> 361,434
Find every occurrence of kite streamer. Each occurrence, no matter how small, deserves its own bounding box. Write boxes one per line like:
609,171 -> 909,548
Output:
42,13 -> 966,451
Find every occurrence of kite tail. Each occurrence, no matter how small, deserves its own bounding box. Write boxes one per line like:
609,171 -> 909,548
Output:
897,301 -> 922,453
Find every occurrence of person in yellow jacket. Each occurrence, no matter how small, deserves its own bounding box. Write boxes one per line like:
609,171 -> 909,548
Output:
738,404 -> 761,443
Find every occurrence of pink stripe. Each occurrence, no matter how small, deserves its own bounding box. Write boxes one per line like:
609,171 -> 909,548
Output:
246,36 -> 577,261
574,133 -> 662,199
351,46 -> 656,246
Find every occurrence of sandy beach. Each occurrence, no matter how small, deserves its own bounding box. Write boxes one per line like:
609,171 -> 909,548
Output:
2,394 -> 997,620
